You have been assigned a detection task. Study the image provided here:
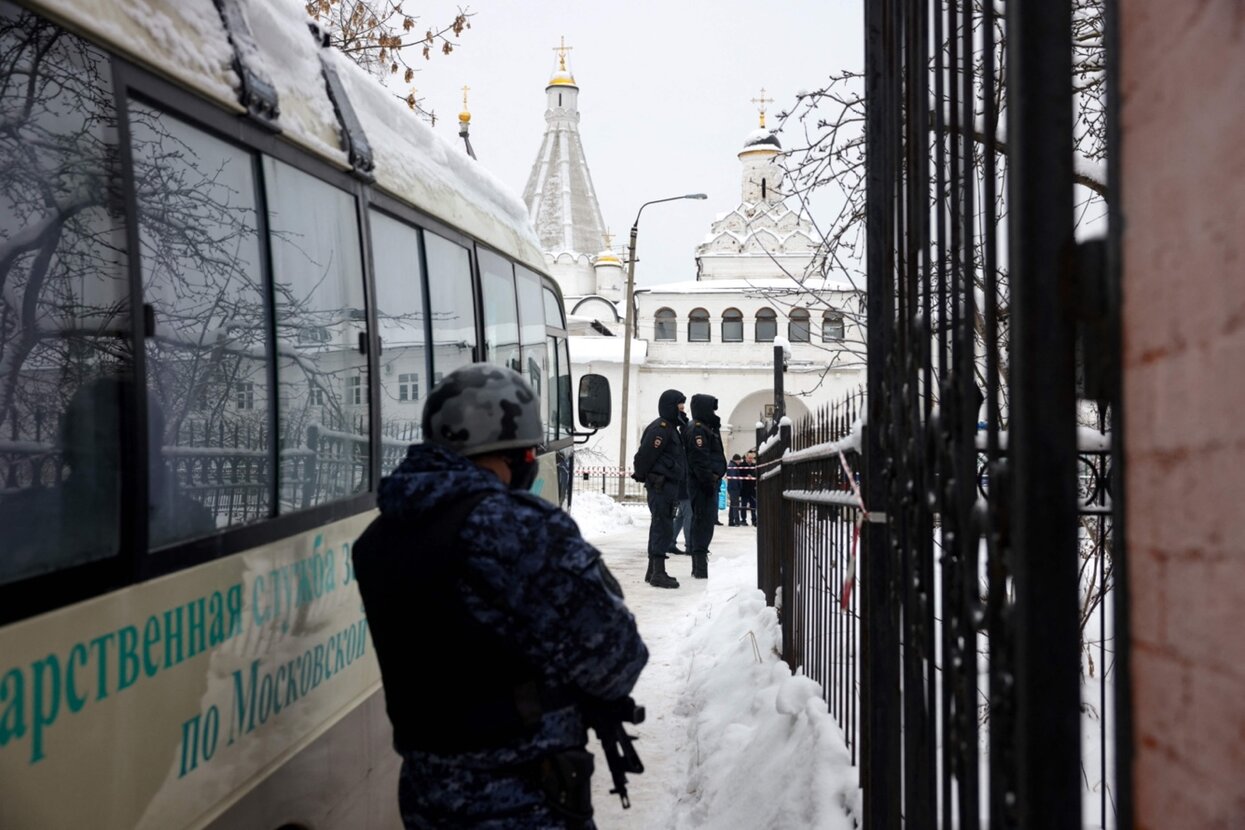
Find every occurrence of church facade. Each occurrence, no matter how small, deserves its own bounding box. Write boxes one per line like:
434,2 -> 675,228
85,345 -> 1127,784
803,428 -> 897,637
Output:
522,49 -> 865,468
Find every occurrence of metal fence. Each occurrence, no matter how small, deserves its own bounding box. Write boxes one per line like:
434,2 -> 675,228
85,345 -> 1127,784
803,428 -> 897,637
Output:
757,393 -> 866,765
752,1 -> 1127,826
758,401 -> 1120,829
862,0 -> 1126,823
577,467 -> 647,500
1,416 -> 410,522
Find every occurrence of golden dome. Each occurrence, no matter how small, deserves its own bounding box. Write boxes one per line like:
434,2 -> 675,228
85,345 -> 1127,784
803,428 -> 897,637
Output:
548,36 -> 577,88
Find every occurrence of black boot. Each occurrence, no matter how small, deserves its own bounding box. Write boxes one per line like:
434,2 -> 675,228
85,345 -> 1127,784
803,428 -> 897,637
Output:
649,556 -> 679,589
692,552 -> 708,579
645,557 -> 654,584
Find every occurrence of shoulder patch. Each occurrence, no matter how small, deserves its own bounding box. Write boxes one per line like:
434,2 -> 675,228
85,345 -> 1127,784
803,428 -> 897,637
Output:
695,435 -> 705,448
653,436 -> 663,448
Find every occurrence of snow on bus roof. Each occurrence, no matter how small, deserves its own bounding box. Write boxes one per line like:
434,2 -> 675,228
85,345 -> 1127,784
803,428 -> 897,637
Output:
32,0 -> 238,106
324,48 -> 544,267
243,0 -> 348,166
30,0 -> 543,271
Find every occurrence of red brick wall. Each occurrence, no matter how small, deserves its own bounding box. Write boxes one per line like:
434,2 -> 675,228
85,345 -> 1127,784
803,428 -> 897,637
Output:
1122,1 -> 1245,826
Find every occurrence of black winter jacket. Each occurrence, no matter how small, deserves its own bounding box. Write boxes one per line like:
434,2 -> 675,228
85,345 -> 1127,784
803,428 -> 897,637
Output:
686,394 -> 727,490
633,389 -> 687,492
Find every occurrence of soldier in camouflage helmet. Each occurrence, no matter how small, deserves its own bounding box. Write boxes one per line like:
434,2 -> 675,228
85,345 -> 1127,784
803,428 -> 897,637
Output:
423,362 -> 545,463
353,364 -> 648,829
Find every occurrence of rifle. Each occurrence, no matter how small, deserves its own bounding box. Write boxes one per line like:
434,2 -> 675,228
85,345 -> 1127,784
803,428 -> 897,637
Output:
582,696 -> 646,808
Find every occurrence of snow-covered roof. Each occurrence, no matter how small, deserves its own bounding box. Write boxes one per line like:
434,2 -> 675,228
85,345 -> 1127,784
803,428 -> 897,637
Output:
742,128 -> 782,151
569,335 -> 647,365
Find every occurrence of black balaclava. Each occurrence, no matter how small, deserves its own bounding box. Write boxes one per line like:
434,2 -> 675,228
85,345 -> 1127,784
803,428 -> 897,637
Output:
658,389 -> 686,422
690,394 -> 721,429
505,447 -> 540,491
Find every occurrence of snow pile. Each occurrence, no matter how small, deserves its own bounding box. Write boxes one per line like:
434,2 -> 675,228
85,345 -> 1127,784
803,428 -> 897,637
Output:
670,579 -> 860,828
569,491 -> 636,537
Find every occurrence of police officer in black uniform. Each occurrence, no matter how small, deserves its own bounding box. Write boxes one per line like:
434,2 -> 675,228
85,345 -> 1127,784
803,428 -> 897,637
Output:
686,394 -> 727,579
632,389 -> 686,589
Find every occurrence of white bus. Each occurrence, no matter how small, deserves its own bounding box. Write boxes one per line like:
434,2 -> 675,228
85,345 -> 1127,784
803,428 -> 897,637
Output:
0,1 -> 609,826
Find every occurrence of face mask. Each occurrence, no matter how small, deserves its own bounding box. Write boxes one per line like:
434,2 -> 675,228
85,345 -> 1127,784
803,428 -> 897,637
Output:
507,448 -> 539,491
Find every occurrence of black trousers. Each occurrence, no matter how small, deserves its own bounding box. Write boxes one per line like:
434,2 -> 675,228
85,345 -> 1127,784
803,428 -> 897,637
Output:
690,484 -> 717,555
646,486 -> 677,557
739,493 -> 757,525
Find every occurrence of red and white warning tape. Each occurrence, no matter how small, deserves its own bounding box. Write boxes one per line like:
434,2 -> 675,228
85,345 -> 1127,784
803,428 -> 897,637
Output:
837,449 -> 868,611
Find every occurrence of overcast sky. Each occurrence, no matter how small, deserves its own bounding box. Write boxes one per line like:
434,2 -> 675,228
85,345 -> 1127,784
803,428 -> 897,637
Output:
414,1 -> 863,287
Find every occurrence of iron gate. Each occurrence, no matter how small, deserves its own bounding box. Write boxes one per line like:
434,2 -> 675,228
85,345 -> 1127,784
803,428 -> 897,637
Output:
855,0 -> 1127,827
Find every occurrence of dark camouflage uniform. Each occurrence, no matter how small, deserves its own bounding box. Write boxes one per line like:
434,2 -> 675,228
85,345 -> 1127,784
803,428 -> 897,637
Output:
357,444 -> 648,829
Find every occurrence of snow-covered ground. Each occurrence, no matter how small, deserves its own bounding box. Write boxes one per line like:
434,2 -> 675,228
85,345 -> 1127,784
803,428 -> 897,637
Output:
569,493 -> 860,829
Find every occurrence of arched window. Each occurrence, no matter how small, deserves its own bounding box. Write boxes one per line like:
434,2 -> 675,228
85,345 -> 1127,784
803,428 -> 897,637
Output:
688,307 -> 711,342
654,307 -> 677,341
822,311 -> 845,341
755,308 -> 777,342
721,308 -> 744,342
789,308 -> 811,343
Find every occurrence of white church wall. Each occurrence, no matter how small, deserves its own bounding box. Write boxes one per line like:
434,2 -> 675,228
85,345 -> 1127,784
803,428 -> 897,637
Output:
697,253 -> 815,281
548,254 -> 596,297
566,335 -> 644,473
634,289 -> 864,367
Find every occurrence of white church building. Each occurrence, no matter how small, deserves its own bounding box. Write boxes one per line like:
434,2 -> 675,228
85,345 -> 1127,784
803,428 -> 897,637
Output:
521,47 -> 865,468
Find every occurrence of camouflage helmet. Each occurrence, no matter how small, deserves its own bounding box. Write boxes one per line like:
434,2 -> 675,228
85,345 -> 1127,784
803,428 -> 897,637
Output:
422,363 -> 543,457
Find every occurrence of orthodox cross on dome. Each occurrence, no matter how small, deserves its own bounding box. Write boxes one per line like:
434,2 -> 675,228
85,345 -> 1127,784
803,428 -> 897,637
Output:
603,229 -> 614,248
459,84 -> 471,122
751,88 -> 774,128
552,36 -> 573,70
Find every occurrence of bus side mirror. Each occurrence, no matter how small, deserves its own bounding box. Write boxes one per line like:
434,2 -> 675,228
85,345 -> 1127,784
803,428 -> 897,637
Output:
578,374 -> 612,429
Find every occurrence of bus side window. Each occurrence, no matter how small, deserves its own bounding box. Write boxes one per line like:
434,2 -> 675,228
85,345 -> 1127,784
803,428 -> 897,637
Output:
478,249 -> 520,372
0,7 -> 132,585
542,287 -> 566,442
263,158 -> 370,512
130,102 -> 271,546
369,210 -> 428,467
557,337 -> 573,436
424,232 -> 476,379
514,266 -> 547,431
546,335 -> 560,442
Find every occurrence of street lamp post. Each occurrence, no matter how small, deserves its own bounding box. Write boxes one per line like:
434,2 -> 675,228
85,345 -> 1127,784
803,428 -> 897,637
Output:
617,193 -> 707,499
